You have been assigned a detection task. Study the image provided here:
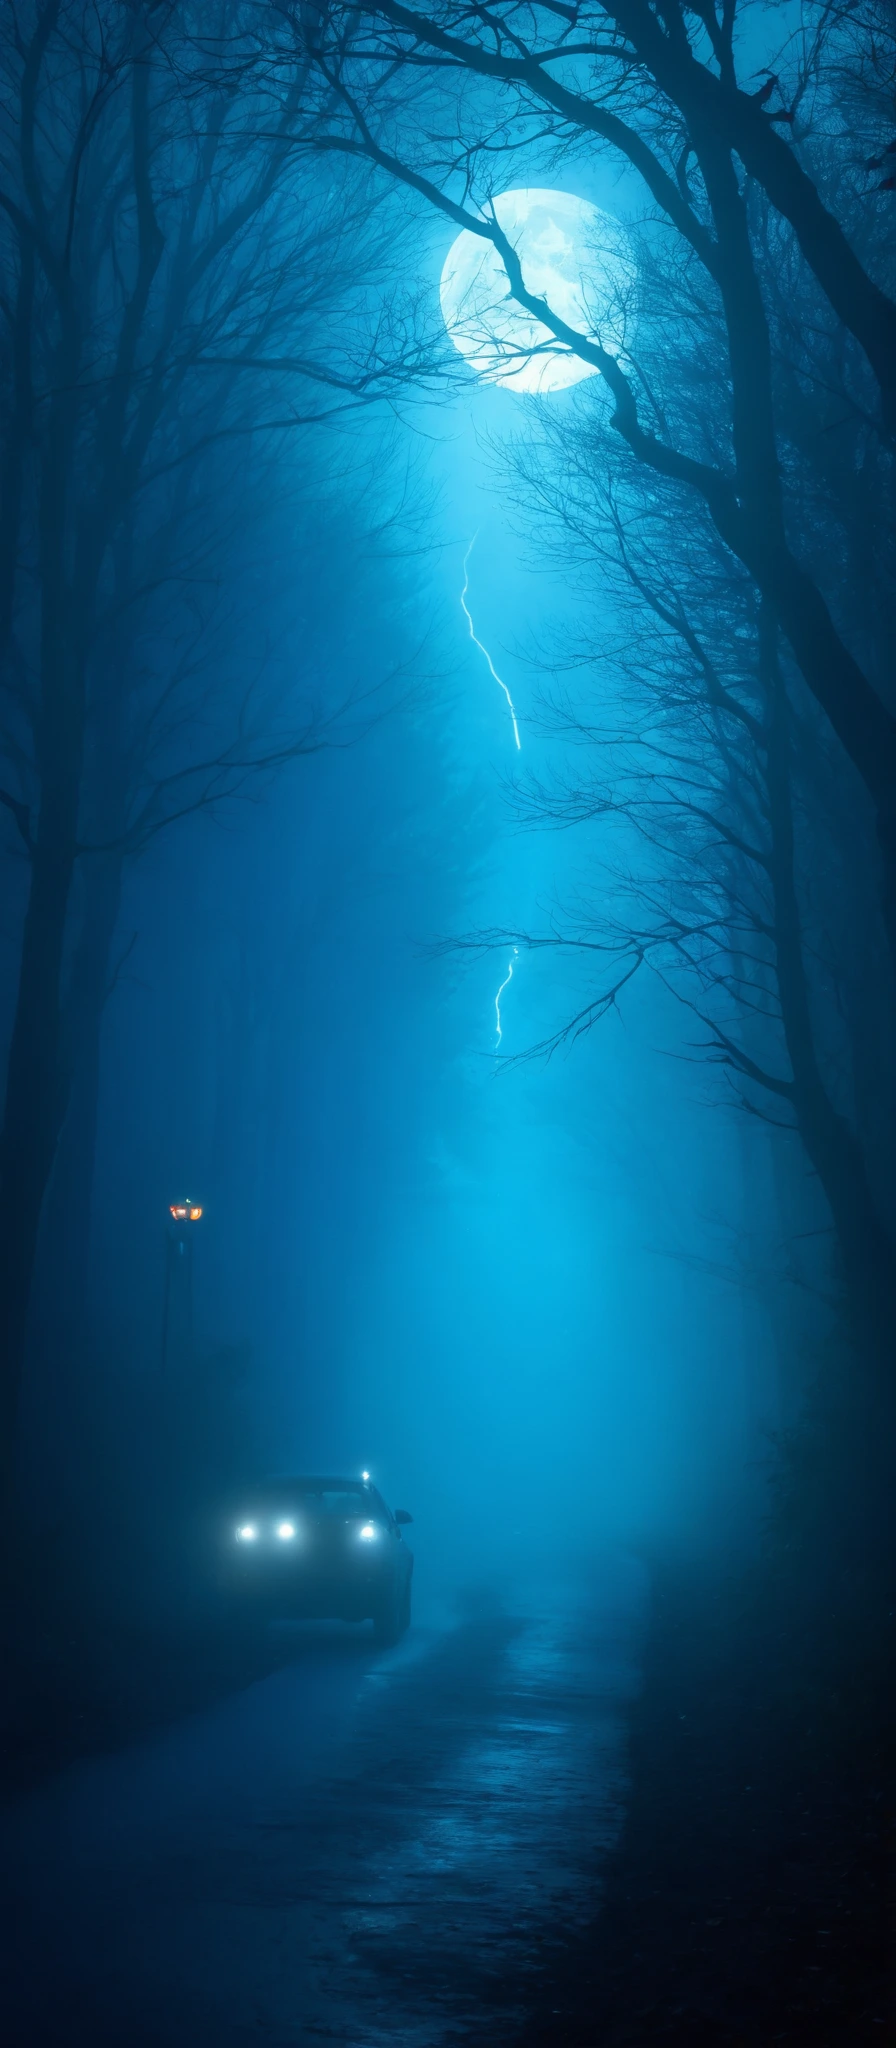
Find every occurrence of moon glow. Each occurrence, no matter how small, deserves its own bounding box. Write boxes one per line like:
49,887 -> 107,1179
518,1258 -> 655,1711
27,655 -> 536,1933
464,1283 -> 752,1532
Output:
440,189 -> 633,395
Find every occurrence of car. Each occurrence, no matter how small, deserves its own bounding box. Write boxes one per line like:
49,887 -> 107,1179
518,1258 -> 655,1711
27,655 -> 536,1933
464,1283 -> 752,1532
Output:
227,1473 -> 413,1644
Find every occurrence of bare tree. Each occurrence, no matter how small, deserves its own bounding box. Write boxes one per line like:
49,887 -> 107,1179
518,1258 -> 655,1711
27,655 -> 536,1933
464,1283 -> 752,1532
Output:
231,0 -> 896,1364
458,211 -> 894,1357
266,0 -> 896,955
0,0 -> 425,1499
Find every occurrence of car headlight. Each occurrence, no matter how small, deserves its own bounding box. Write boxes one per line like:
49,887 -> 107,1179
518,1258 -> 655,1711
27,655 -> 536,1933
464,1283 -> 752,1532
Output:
236,1524 -> 257,1542
276,1521 -> 296,1540
359,1523 -> 379,1541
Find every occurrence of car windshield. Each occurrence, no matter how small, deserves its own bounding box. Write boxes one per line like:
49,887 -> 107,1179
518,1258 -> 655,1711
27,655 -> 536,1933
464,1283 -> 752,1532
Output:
256,1481 -> 385,1521
300,1488 -> 374,1519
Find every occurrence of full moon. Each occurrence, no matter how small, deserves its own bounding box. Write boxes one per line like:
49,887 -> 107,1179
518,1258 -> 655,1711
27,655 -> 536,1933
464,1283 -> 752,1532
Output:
440,188 -> 634,396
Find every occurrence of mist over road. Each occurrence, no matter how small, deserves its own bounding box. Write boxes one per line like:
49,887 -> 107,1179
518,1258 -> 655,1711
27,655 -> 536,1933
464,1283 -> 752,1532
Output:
1,1563 -> 642,2046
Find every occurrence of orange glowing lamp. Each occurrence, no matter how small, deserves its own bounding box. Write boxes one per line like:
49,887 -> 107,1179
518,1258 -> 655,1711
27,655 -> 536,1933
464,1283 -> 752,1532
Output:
169,1200 -> 203,1222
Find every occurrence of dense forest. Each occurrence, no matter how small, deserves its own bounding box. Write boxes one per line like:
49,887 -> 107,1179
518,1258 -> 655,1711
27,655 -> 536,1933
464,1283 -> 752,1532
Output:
1,4 -> 894,2042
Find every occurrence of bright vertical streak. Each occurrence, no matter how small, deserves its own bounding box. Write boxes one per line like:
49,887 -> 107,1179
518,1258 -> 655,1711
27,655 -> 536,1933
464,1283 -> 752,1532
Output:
461,537 -> 522,750
495,947 -> 519,1047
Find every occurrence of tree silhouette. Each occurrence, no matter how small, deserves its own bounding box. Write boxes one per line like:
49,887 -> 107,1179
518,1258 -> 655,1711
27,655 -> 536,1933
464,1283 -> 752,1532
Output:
0,0 -> 425,1500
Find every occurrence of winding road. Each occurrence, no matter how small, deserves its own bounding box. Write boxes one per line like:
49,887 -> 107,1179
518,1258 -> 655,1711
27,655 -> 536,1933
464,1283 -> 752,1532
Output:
1,1566 -> 642,2046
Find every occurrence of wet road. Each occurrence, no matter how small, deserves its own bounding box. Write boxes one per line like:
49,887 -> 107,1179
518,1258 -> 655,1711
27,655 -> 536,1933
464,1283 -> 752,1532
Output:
1,1566 -> 643,2046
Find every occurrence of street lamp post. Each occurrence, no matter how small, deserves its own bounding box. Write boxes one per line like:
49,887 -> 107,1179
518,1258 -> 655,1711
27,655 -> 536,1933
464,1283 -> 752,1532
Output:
162,1199 -> 203,1376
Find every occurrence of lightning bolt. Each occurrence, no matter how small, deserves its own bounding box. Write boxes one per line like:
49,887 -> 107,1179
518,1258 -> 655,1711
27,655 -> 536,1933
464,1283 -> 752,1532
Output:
495,947 -> 519,1048
461,536 -> 521,750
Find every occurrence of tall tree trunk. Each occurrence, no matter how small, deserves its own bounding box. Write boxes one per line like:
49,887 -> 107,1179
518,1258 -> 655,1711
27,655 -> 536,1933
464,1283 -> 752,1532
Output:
764,623 -> 896,1372
627,1 -> 896,426
690,122 -> 896,965
34,852 -> 125,1373
0,800 -> 80,1503
0,240 -> 34,659
0,367 -> 86,1504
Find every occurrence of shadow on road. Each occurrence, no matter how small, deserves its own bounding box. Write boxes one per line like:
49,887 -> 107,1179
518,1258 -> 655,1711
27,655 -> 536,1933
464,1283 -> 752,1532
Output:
1,1563 -> 644,2047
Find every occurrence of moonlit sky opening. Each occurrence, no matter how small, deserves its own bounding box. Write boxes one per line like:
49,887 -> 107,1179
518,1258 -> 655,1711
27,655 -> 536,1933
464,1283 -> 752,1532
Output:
439,188 -> 635,394
2,11 -> 889,2039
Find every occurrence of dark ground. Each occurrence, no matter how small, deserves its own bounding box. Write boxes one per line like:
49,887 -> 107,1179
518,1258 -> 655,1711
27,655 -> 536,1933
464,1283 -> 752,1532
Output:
0,1610 -> 308,1800
2,1560 -> 893,2045
522,1571 -> 896,2047
0,1569 -> 640,2045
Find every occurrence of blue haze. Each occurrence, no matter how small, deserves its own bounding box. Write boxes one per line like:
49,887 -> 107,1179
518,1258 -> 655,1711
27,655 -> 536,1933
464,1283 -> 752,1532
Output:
76,325 -> 780,1600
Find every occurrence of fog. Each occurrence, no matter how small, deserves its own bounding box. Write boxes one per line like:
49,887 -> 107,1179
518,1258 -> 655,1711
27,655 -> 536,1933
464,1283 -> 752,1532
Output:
2,6 -> 892,2040
37,377 -> 783,1602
